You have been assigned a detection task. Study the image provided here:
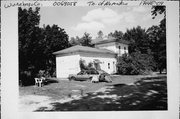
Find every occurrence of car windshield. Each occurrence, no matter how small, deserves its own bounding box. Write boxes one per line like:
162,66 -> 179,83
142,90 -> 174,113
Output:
77,71 -> 84,75
83,70 -> 99,75
90,70 -> 99,74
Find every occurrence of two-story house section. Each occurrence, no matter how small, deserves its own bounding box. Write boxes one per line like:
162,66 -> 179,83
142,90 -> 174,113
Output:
94,37 -> 129,56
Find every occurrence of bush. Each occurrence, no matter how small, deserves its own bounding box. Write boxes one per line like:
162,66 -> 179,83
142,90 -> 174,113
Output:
19,70 -> 36,86
117,52 -> 155,75
79,59 -> 88,71
19,68 -> 56,86
117,54 -> 138,75
79,59 -> 97,71
88,62 -> 93,69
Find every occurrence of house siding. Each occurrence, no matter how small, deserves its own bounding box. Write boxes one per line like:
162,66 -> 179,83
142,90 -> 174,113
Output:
96,42 -> 128,56
56,54 -> 80,78
95,42 -> 116,53
115,43 -> 129,56
55,52 -> 117,78
79,52 -> 117,74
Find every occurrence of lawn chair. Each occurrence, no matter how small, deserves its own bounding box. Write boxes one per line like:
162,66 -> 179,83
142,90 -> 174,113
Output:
35,77 -> 46,87
35,78 -> 39,86
39,78 -> 43,87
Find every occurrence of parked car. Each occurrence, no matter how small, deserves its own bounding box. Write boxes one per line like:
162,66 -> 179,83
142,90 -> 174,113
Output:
68,69 -> 112,83
68,70 -> 99,81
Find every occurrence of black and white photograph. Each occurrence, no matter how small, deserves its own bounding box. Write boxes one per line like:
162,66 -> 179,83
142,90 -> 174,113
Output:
18,5 -> 168,111
1,0 -> 179,119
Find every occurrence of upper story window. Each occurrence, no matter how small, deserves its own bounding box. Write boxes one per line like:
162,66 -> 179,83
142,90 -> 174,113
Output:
108,63 -> 110,69
119,46 -> 121,49
124,47 -> 127,54
118,46 -> 121,55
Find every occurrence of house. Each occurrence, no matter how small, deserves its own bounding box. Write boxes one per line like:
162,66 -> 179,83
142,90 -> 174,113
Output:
94,36 -> 129,56
53,37 -> 129,78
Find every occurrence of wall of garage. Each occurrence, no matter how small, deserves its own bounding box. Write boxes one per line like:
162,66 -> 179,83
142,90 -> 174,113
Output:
56,54 -> 80,78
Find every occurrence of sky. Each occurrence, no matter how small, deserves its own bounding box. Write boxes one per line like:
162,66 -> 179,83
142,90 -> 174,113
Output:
39,6 -> 164,39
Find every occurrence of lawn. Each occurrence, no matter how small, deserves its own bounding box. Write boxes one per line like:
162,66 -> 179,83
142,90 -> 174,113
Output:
19,74 -> 167,111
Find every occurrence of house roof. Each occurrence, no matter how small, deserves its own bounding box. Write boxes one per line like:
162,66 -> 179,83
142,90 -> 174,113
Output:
53,45 -> 116,55
93,36 -> 130,45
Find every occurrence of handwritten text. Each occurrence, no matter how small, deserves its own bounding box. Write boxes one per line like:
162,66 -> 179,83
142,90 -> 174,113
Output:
139,0 -> 164,6
53,1 -> 77,6
87,0 -> 128,6
4,1 -> 41,8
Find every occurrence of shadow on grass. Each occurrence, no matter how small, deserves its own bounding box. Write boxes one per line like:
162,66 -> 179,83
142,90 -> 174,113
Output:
35,76 -> 167,111
140,76 -> 167,80
44,78 -> 59,85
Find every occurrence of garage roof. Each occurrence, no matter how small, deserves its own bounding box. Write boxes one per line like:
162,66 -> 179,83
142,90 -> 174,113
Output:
53,45 -> 116,55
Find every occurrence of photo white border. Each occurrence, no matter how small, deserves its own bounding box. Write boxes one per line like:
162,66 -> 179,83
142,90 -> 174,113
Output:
1,1 -> 179,119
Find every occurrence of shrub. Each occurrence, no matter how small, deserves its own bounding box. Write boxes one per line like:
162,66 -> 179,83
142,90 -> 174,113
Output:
117,52 -> 155,75
19,70 -> 36,86
79,59 -> 96,71
19,68 -> 56,86
88,62 -> 93,69
79,59 -> 88,71
117,54 -> 138,75
36,70 -> 52,78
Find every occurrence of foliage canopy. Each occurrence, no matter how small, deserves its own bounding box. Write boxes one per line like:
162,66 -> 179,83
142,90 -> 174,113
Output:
19,7 -> 69,85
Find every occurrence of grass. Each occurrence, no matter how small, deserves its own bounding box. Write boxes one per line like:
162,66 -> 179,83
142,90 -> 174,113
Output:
19,74 -> 167,111
19,75 -> 141,99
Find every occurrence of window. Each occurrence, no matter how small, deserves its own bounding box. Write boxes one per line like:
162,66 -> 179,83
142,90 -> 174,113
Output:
108,63 -> 110,69
118,46 -> 121,55
124,47 -> 126,50
119,46 -> 121,49
78,71 -> 84,75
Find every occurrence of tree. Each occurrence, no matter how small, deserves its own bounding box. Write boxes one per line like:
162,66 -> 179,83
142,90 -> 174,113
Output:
69,37 -> 79,46
117,26 -> 157,75
151,6 -> 165,19
79,32 -> 93,47
69,33 -> 93,47
97,30 -> 104,38
116,6 -> 166,75
69,36 -> 81,46
149,6 -> 166,73
40,24 -> 69,74
146,24 -> 166,73
19,7 -> 69,85
108,30 -> 123,40
19,7 -> 40,71
123,26 -> 150,54
19,7 -> 41,85
117,52 -> 155,75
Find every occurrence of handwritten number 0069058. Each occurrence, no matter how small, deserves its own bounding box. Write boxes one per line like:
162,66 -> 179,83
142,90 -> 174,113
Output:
53,1 -> 77,6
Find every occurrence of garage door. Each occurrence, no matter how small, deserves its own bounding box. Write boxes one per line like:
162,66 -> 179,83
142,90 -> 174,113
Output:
56,55 -> 80,78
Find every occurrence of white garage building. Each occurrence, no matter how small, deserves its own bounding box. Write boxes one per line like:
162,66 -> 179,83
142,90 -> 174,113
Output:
53,37 -> 129,78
